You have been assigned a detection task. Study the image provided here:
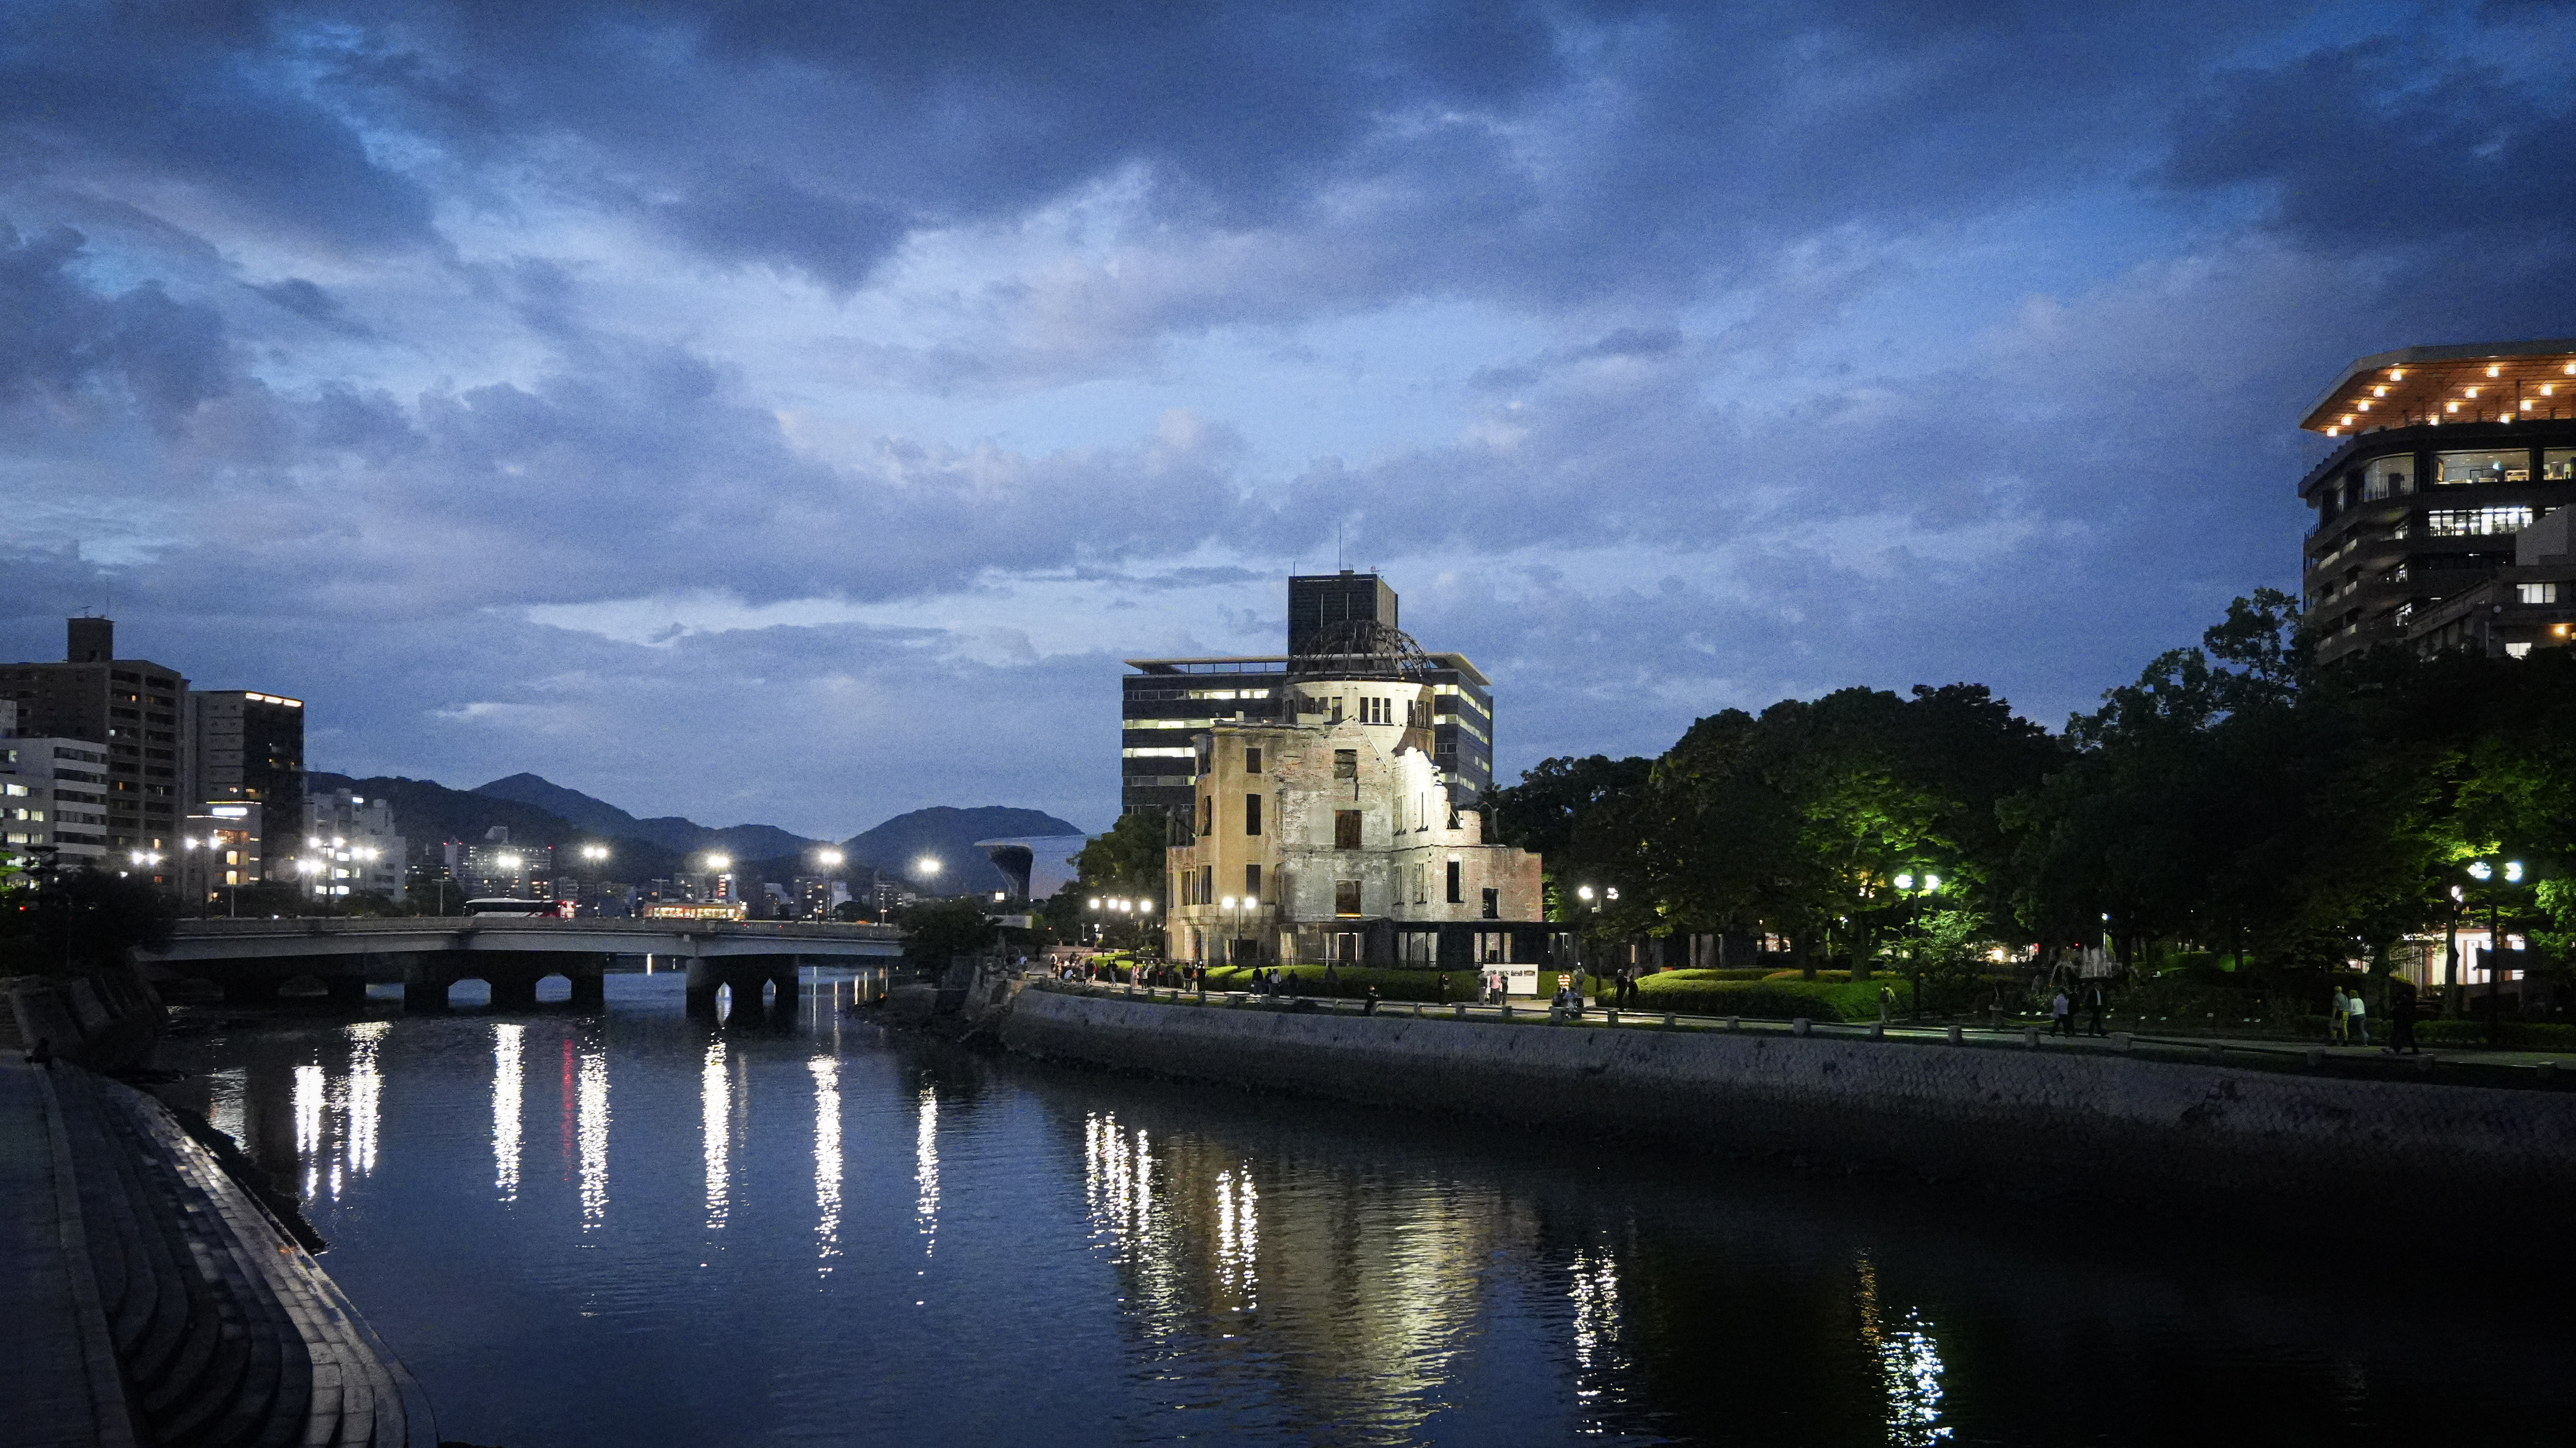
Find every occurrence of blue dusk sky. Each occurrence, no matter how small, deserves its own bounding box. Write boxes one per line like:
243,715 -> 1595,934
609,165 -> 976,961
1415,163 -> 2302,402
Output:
5,0 -> 2575,837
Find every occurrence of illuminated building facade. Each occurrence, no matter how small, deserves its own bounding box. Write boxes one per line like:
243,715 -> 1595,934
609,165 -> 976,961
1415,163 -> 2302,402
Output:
1122,572 -> 1494,820
443,830 -> 555,899
1165,668 -> 1548,972
2298,339 -> 2576,663
303,787 -> 407,900
178,800 -> 262,906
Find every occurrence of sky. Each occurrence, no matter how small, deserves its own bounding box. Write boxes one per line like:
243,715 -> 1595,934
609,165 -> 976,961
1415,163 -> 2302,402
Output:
6,0 -> 2576,839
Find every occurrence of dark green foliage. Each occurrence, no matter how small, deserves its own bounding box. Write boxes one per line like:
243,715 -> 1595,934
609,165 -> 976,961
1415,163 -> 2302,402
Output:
897,895 -> 999,968
0,867 -> 177,976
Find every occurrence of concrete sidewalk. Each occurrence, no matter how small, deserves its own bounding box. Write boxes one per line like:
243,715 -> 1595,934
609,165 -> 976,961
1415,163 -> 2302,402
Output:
0,1057 -> 139,1448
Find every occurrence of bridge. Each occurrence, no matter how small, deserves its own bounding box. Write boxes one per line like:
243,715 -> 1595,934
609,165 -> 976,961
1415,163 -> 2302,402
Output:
141,917 -> 906,1015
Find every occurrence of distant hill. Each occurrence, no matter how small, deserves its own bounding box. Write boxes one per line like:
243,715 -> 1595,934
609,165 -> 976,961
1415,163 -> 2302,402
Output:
473,773 -> 823,860
314,771 -> 1087,896
306,772 -> 686,879
842,806 -> 1086,894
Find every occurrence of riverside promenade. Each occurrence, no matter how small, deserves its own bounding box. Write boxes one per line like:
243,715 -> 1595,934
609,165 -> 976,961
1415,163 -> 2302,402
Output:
0,1054 -> 435,1448
998,980 -> 2576,1221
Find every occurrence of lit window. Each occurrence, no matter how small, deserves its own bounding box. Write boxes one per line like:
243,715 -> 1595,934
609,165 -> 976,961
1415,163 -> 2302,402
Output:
2517,583 -> 2559,605
2506,642 -> 2534,659
2425,507 -> 2533,537
2361,455 -> 2413,500
2435,450 -> 2529,486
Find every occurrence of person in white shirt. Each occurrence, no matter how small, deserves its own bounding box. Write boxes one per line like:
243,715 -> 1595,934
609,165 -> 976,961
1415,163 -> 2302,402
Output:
2347,987 -> 2369,1047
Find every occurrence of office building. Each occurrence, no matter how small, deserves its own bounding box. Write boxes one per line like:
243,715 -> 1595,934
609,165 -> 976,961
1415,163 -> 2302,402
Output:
1163,667 -> 1550,977
193,688 -> 307,876
2298,340 -> 2576,662
1122,572 -> 1494,819
0,619 -> 191,881
1,701 -> 114,870
304,787 -> 406,900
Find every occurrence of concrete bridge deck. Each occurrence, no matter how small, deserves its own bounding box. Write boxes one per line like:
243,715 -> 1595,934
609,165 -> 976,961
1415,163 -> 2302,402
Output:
146,916 -> 905,962
140,917 -> 906,1013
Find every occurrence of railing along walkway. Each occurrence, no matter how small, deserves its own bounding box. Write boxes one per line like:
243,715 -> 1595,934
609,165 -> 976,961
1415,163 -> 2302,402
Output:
1035,979 -> 2575,1091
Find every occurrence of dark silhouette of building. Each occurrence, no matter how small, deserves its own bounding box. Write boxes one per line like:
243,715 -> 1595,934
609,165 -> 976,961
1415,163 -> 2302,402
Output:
0,619 -> 191,877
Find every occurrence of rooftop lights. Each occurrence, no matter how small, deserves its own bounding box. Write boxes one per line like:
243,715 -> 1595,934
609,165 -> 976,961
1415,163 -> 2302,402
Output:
2390,368 -> 2405,379
2489,364 -> 2503,377
2465,386 -> 2480,398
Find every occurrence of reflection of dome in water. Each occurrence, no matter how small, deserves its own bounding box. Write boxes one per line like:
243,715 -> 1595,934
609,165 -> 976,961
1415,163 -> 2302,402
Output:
1287,619 -> 1438,681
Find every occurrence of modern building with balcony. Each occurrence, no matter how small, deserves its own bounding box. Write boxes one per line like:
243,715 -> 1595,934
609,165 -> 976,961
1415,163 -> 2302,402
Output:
2297,339 -> 2576,662
1122,572 -> 1494,819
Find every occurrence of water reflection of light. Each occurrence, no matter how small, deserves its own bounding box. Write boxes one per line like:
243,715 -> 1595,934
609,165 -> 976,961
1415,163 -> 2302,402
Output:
576,1035 -> 609,1230
1855,1252 -> 1952,1445
810,1057 -> 842,1272
206,1067 -> 245,1144
1213,1166 -> 1259,1306
343,1021 -> 386,1178
914,1086 -> 939,1257
293,1063 -> 325,1198
492,1024 -> 525,1202
1569,1248 -> 1622,1381
701,1039 -> 729,1230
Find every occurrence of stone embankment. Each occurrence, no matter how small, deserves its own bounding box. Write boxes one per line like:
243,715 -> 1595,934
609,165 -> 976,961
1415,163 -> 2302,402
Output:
998,984 -> 2576,1219
5,984 -> 436,1448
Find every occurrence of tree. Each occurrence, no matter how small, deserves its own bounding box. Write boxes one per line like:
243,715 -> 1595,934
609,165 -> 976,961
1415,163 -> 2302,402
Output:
897,895 -> 998,970
0,866 -> 177,977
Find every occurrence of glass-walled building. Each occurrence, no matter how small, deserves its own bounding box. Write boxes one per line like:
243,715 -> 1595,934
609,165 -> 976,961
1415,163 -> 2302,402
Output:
1121,572 -> 1493,820
2298,339 -> 2576,663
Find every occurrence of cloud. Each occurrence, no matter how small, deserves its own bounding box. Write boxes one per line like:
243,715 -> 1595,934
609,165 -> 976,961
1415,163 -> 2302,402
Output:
5,0 -> 2576,836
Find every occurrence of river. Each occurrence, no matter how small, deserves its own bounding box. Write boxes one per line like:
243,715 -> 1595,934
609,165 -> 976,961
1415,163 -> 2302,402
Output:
155,971 -> 2573,1446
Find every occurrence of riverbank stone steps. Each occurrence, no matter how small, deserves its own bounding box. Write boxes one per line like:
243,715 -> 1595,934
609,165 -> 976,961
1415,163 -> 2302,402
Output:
14,1060 -> 435,1448
1002,985 -> 2576,1223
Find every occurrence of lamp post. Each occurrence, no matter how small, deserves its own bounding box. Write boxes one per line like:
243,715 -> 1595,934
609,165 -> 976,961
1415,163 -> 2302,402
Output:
2465,858 -> 2523,1048
1892,871 -> 1942,1018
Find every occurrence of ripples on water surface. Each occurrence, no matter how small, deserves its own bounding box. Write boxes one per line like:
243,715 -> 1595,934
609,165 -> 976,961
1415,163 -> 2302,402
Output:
166,973 -> 2574,1447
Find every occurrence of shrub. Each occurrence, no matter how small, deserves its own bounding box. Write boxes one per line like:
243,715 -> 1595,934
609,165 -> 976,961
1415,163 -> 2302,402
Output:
1632,975 -> 1883,1022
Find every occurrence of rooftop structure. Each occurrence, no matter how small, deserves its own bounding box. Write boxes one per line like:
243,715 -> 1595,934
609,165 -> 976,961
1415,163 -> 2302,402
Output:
2296,340 -> 2576,663
1122,572 -> 1494,818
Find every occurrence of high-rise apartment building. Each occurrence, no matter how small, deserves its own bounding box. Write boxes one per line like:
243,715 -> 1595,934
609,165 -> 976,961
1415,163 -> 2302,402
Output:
0,619 -> 191,883
2299,340 -> 2576,662
1121,572 -> 1493,819
193,689 -> 307,875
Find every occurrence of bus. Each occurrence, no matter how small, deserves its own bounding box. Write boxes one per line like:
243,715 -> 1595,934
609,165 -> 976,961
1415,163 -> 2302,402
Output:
464,897 -> 573,918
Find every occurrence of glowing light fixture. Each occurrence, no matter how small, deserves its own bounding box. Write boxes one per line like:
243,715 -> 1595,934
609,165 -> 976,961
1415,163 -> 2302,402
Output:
2488,364 -> 2502,377
2467,861 -> 2493,881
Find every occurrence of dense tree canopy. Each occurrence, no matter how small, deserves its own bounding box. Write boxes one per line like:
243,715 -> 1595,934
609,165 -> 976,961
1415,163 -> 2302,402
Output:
1491,590 -> 2576,1000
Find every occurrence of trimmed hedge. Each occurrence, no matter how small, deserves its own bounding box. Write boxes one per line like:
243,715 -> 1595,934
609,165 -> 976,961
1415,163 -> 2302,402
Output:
1631,974 -> 1887,1022
1202,963 -> 1480,1003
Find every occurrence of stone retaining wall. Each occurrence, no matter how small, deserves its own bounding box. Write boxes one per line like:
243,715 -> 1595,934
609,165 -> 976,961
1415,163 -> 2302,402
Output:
1000,987 -> 2576,1218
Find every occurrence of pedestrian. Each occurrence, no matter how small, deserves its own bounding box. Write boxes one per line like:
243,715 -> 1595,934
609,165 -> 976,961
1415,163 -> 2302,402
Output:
2329,985 -> 2349,1045
2347,985 -> 2369,1047
2388,980 -> 2420,1054
1879,985 -> 1894,1026
1363,984 -> 1380,1015
1435,972 -> 1448,1004
2050,988 -> 2071,1037
1324,958 -> 1340,997
2086,985 -> 2108,1038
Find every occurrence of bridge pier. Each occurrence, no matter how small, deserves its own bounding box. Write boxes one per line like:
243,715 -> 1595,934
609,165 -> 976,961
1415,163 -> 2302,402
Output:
402,981 -> 448,1012
325,977 -> 369,1007
570,969 -> 606,1009
686,956 -> 802,1022
487,971 -> 540,1009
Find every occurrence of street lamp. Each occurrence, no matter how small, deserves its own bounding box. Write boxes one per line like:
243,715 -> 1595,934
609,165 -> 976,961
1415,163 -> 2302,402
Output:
2464,856 -> 2525,1047
580,844 -> 610,864
816,848 -> 845,868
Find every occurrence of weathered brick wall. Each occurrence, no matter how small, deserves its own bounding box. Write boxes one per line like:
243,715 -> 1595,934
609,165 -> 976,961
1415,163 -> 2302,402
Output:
1001,988 -> 2576,1219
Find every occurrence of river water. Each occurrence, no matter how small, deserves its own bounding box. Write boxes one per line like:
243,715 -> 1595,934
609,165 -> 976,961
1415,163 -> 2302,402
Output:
157,972 -> 2572,1447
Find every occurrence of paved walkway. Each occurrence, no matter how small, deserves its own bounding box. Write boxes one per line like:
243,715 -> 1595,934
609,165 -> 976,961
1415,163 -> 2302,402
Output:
1051,981 -> 2576,1085
0,1057 -> 139,1448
